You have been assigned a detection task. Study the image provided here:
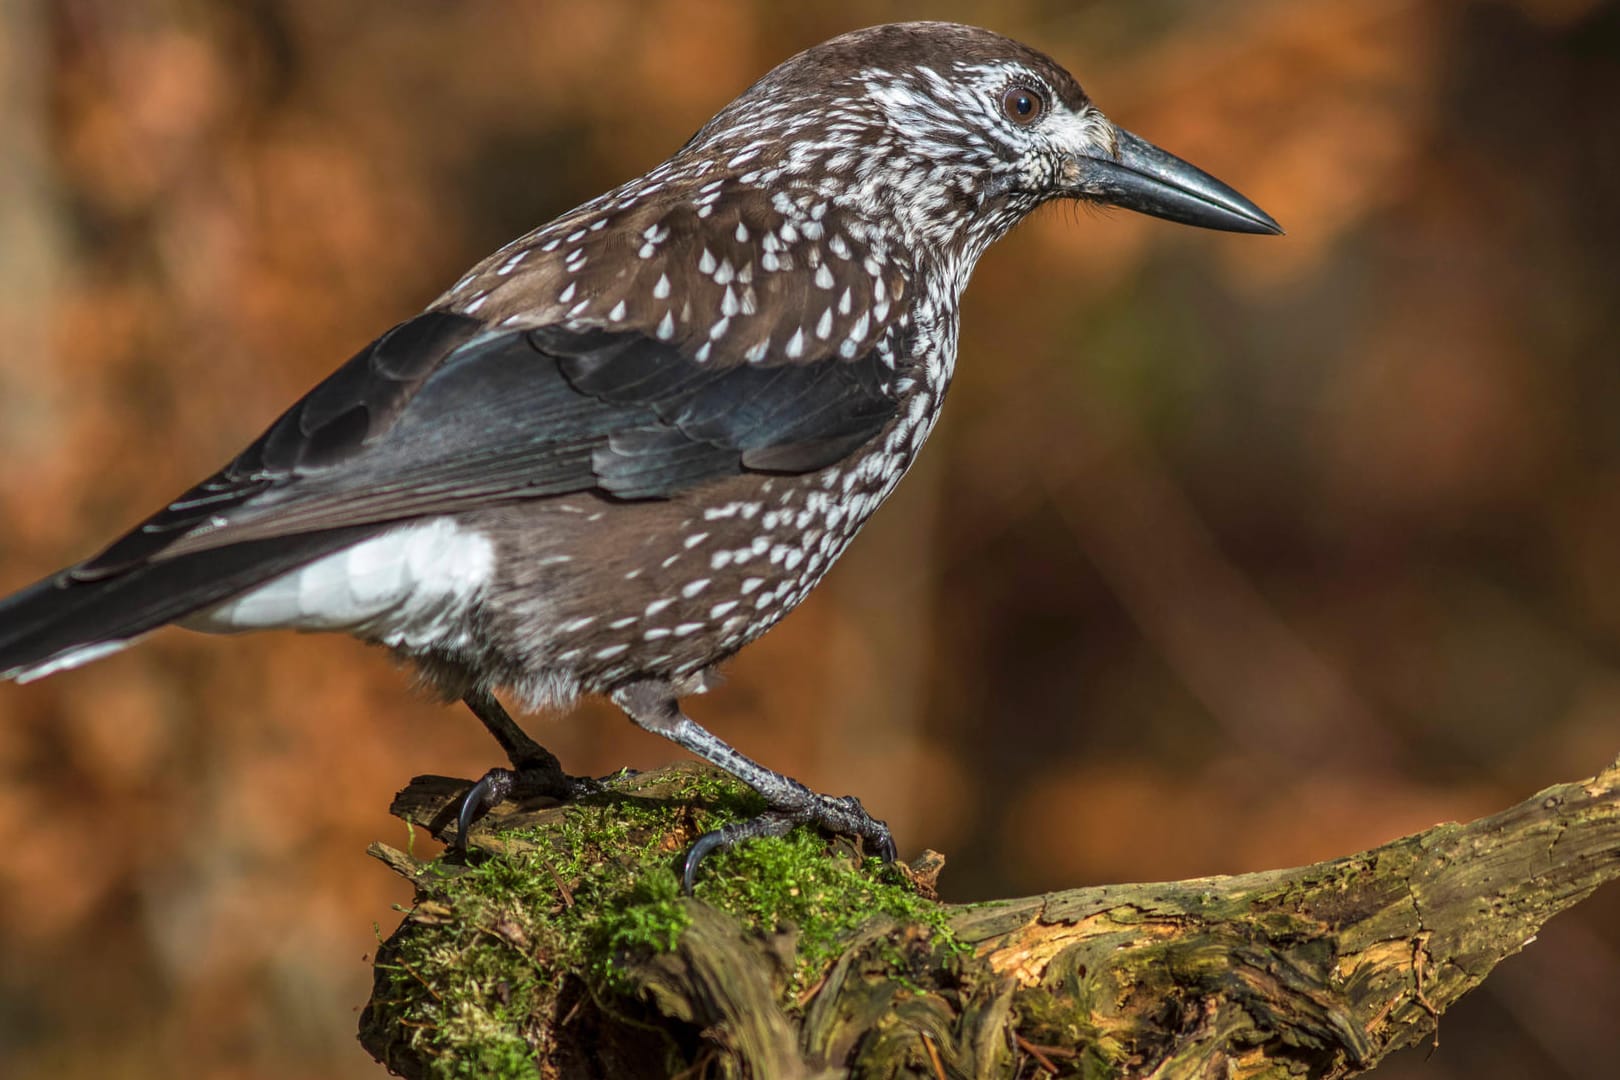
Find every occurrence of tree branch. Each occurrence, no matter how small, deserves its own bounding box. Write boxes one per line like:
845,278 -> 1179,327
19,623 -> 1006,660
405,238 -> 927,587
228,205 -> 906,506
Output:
360,755 -> 1620,1078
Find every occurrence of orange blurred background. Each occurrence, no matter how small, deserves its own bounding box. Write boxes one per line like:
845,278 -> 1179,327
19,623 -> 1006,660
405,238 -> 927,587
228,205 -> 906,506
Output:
3,1 -> 1619,1076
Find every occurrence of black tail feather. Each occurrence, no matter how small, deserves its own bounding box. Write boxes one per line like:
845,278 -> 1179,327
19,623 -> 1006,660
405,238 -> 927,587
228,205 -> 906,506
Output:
0,526 -> 382,680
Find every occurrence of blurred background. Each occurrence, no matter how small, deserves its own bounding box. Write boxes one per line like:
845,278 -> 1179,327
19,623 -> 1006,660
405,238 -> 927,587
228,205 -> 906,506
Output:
1,0 -> 1618,1076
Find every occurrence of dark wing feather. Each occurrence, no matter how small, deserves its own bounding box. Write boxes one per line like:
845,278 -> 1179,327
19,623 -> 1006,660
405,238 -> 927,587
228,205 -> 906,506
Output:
84,313 -> 903,568
78,312 -> 484,577
0,310 -> 902,679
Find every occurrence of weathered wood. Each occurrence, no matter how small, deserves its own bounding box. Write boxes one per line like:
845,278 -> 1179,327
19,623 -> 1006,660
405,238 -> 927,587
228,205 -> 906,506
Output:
360,755 -> 1620,1078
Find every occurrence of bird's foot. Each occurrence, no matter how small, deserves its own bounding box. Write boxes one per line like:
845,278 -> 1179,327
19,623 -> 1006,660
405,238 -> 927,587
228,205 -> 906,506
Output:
455,761 -> 605,852
682,788 -> 896,893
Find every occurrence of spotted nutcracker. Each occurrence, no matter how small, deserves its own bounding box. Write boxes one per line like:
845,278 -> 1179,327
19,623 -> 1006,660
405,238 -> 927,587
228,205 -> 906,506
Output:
0,22 -> 1280,884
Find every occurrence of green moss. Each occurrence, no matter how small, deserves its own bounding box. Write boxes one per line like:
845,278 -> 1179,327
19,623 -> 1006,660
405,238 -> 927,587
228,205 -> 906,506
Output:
366,768 -> 962,1077
368,771 -> 730,1077
693,829 -> 966,998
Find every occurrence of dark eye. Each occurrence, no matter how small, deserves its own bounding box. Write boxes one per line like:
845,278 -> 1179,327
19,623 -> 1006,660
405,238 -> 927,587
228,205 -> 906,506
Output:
1000,85 -> 1044,125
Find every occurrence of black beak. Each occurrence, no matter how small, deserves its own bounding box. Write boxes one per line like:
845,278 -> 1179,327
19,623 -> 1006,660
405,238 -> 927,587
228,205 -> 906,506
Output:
1069,127 -> 1283,236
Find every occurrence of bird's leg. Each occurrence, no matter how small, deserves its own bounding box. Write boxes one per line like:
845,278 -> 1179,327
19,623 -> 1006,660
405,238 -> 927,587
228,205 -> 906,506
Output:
611,679 -> 897,892
454,688 -> 602,850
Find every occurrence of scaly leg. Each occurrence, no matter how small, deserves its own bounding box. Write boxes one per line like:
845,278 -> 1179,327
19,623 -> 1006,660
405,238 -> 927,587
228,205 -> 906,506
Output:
454,688 -> 602,849
611,679 -> 896,891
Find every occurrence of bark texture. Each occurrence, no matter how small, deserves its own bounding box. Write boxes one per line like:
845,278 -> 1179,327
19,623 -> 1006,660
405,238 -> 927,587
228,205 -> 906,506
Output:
361,756 -> 1620,1079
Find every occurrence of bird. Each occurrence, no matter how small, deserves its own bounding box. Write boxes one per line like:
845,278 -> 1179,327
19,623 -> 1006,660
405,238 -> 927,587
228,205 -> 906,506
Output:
0,21 -> 1279,886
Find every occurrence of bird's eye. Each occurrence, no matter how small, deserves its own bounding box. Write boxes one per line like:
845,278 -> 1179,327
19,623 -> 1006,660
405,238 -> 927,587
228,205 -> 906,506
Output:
1000,85 -> 1045,125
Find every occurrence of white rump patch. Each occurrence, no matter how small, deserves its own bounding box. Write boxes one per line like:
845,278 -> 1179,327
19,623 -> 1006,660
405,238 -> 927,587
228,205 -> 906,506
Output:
181,518 -> 496,650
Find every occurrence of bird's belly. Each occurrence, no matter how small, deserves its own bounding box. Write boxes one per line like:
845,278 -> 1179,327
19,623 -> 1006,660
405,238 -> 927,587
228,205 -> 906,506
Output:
180,517 -> 495,650
478,441 -> 919,700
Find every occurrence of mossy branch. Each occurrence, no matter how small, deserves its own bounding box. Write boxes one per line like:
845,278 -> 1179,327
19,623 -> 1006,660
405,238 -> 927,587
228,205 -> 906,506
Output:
359,755 -> 1620,1079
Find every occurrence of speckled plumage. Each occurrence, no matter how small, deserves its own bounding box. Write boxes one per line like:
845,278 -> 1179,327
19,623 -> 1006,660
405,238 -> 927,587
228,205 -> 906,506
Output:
0,22 -> 1279,872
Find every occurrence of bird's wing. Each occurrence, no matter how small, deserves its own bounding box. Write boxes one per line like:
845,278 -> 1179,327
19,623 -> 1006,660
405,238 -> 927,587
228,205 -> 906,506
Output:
75,309 -> 906,577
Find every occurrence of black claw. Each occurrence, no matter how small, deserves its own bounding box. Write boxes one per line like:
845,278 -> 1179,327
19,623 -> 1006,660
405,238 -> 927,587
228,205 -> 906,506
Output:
682,813 -> 798,893
454,765 -> 603,852
679,795 -> 897,892
456,767 -> 516,852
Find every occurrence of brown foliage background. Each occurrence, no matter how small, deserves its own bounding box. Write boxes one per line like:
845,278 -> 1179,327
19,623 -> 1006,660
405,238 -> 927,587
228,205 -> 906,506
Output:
2,1 -> 1619,1076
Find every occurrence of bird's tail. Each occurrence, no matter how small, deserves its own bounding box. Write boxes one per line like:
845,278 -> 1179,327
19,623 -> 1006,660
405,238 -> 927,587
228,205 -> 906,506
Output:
0,528 -> 376,682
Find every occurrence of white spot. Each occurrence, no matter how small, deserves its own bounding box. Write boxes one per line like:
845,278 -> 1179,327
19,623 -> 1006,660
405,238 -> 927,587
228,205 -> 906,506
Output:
815,308 -> 833,340
498,250 -> 529,275
785,328 -> 805,358
653,273 -> 671,299
698,249 -> 717,274
646,598 -> 674,617
595,644 -> 631,660
741,577 -> 765,594
464,295 -> 488,314
674,622 -> 704,637
644,627 -> 672,640
609,616 -> 638,629
735,222 -> 749,242
683,532 -> 709,549
657,311 -> 676,340
609,300 -> 627,321
681,579 -> 711,598
558,282 -> 577,303
558,616 -> 596,633
709,601 -> 739,619
709,317 -> 730,340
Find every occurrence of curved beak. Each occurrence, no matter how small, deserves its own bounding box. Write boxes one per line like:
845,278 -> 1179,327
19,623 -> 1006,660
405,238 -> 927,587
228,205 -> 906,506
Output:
1068,127 -> 1283,236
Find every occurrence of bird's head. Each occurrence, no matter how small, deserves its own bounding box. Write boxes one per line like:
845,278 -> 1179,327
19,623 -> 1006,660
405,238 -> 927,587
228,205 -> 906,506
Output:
681,21 -> 1280,270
